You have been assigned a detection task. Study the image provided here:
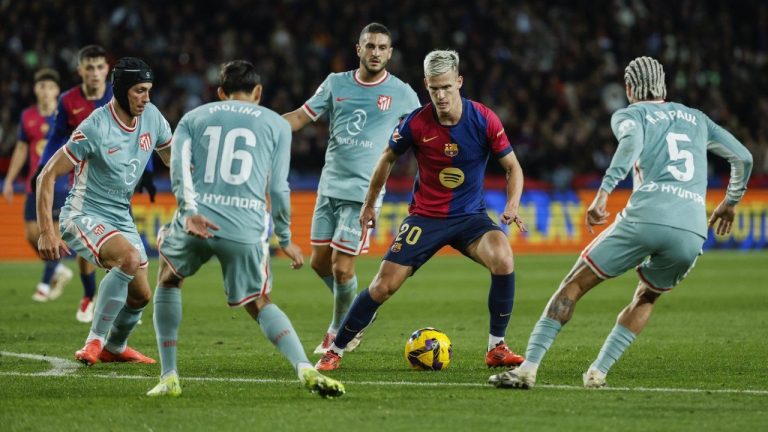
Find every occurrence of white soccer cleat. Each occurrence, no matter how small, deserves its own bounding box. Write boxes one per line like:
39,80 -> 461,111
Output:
582,369 -> 607,389
76,297 -> 95,323
48,264 -> 73,301
32,283 -> 50,302
300,368 -> 345,398
488,367 -> 537,389
313,332 -> 336,355
147,373 -> 182,397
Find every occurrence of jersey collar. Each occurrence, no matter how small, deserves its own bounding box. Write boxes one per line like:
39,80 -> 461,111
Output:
108,100 -> 139,132
353,69 -> 389,87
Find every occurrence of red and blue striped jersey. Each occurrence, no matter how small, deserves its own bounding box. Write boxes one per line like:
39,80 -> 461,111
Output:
389,98 -> 512,218
17,106 -> 55,193
39,85 -> 113,169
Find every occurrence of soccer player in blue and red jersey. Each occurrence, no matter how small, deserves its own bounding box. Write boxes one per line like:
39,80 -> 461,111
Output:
3,68 -> 73,302
316,50 -> 528,371
37,45 -> 111,322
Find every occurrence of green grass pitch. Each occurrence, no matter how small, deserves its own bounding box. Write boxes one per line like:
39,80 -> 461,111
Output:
1,252 -> 766,431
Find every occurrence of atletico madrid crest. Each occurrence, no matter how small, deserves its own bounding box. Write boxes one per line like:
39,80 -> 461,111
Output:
377,95 -> 392,111
139,132 -> 152,152
93,224 -> 105,235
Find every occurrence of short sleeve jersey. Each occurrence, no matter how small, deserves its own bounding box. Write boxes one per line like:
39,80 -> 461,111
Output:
17,106 -> 56,193
389,98 -> 512,218
605,101 -> 750,238
170,101 -> 292,244
302,70 -> 420,204
59,101 -> 171,229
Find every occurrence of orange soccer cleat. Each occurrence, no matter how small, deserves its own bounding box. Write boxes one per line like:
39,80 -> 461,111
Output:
485,342 -> 525,368
315,350 -> 342,371
98,346 -> 156,364
75,339 -> 104,366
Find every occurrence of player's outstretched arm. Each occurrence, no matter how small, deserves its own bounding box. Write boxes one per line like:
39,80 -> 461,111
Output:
498,151 -> 527,232
281,108 -> 312,132
2,140 -> 29,204
359,147 -> 398,234
36,149 -> 74,260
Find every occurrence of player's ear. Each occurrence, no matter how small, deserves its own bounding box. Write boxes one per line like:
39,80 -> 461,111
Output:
217,87 -> 227,101
356,43 -> 362,57
457,75 -> 463,89
625,84 -> 632,101
252,84 -> 263,104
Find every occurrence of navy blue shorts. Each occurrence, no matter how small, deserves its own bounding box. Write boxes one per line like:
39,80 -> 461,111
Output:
24,191 -> 67,222
383,213 -> 503,274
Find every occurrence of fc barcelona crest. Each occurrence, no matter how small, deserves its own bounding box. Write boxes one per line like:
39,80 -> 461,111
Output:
377,95 -> 392,111
139,132 -> 152,152
444,143 -> 459,157
391,242 -> 402,253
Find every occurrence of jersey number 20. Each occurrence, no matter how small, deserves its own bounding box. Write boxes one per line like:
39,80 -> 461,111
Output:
203,126 -> 255,185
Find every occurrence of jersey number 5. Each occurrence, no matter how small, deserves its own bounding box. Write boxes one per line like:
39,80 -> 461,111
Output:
203,126 -> 255,185
665,132 -> 694,182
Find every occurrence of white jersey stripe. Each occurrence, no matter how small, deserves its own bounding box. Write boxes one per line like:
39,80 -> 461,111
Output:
178,138 -> 197,213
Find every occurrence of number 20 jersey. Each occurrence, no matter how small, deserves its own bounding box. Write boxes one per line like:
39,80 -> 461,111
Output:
602,101 -> 751,238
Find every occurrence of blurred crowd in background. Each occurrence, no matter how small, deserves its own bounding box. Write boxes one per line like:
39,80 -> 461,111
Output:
2,0 -> 766,190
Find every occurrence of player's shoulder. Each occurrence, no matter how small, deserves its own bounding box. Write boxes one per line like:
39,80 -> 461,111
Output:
401,103 -> 432,127
20,105 -> 38,121
467,99 -> 500,119
384,72 -> 415,90
60,86 -> 82,104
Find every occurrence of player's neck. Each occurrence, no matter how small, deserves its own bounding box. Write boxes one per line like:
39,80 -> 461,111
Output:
356,68 -> 387,84
37,101 -> 56,116
81,82 -> 106,100
111,100 -> 137,127
436,101 -> 463,126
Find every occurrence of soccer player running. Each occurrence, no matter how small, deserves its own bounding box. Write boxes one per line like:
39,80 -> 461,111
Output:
489,56 -> 753,390
316,49 -> 528,371
3,68 -> 73,302
37,57 -> 172,367
36,45 -> 112,322
147,60 -> 344,398
282,23 -> 420,354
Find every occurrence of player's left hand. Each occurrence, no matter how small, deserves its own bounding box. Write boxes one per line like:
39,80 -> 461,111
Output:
185,214 -> 220,238
359,205 -> 377,239
281,242 -> 304,270
708,199 -> 736,236
135,170 -> 157,202
2,181 -> 13,204
500,207 -> 527,232
586,190 -> 610,234
38,231 -> 70,260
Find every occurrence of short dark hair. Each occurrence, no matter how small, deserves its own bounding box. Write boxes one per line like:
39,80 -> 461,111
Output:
77,45 -> 107,64
219,60 -> 261,95
359,22 -> 391,42
34,68 -> 60,84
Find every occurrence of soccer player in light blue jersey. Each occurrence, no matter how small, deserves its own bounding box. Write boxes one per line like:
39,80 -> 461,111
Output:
146,60 -> 344,398
489,56 -> 753,390
37,57 -> 173,367
283,23 -> 420,354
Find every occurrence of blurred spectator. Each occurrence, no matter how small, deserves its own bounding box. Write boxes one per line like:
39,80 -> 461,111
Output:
1,0 -> 766,188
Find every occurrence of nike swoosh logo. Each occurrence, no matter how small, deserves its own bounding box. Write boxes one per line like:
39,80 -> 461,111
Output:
107,147 -> 120,154
73,107 -> 85,114
335,97 -> 350,102
422,136 -> 438,142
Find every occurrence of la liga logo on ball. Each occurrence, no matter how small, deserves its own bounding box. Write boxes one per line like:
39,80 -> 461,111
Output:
404,327 -> 452,371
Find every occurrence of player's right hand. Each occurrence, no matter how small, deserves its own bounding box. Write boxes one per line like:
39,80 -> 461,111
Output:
359,205 -> 377,239
2,182 -> 13,204
185,214 -> 220,239
38,231 -> 70,260
281,242 -> 304,270
708,199 -> 736,236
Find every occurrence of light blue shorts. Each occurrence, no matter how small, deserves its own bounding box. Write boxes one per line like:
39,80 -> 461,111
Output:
582,216 -> 704,292
60,214 -> 147,269
309,195 -> 378,256
158,221 -> 272,307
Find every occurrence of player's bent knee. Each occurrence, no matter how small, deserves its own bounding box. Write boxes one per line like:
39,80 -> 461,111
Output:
489,254 -> 515,275
114,249 -> 141,275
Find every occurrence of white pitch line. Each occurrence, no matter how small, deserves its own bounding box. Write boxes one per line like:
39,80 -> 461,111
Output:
1,351 -> 767,396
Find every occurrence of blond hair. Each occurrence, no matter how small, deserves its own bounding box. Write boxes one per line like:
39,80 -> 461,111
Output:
423,50 -> 459,77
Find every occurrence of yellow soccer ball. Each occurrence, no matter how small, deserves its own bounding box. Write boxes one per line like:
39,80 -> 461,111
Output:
404,327 -> 452,371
